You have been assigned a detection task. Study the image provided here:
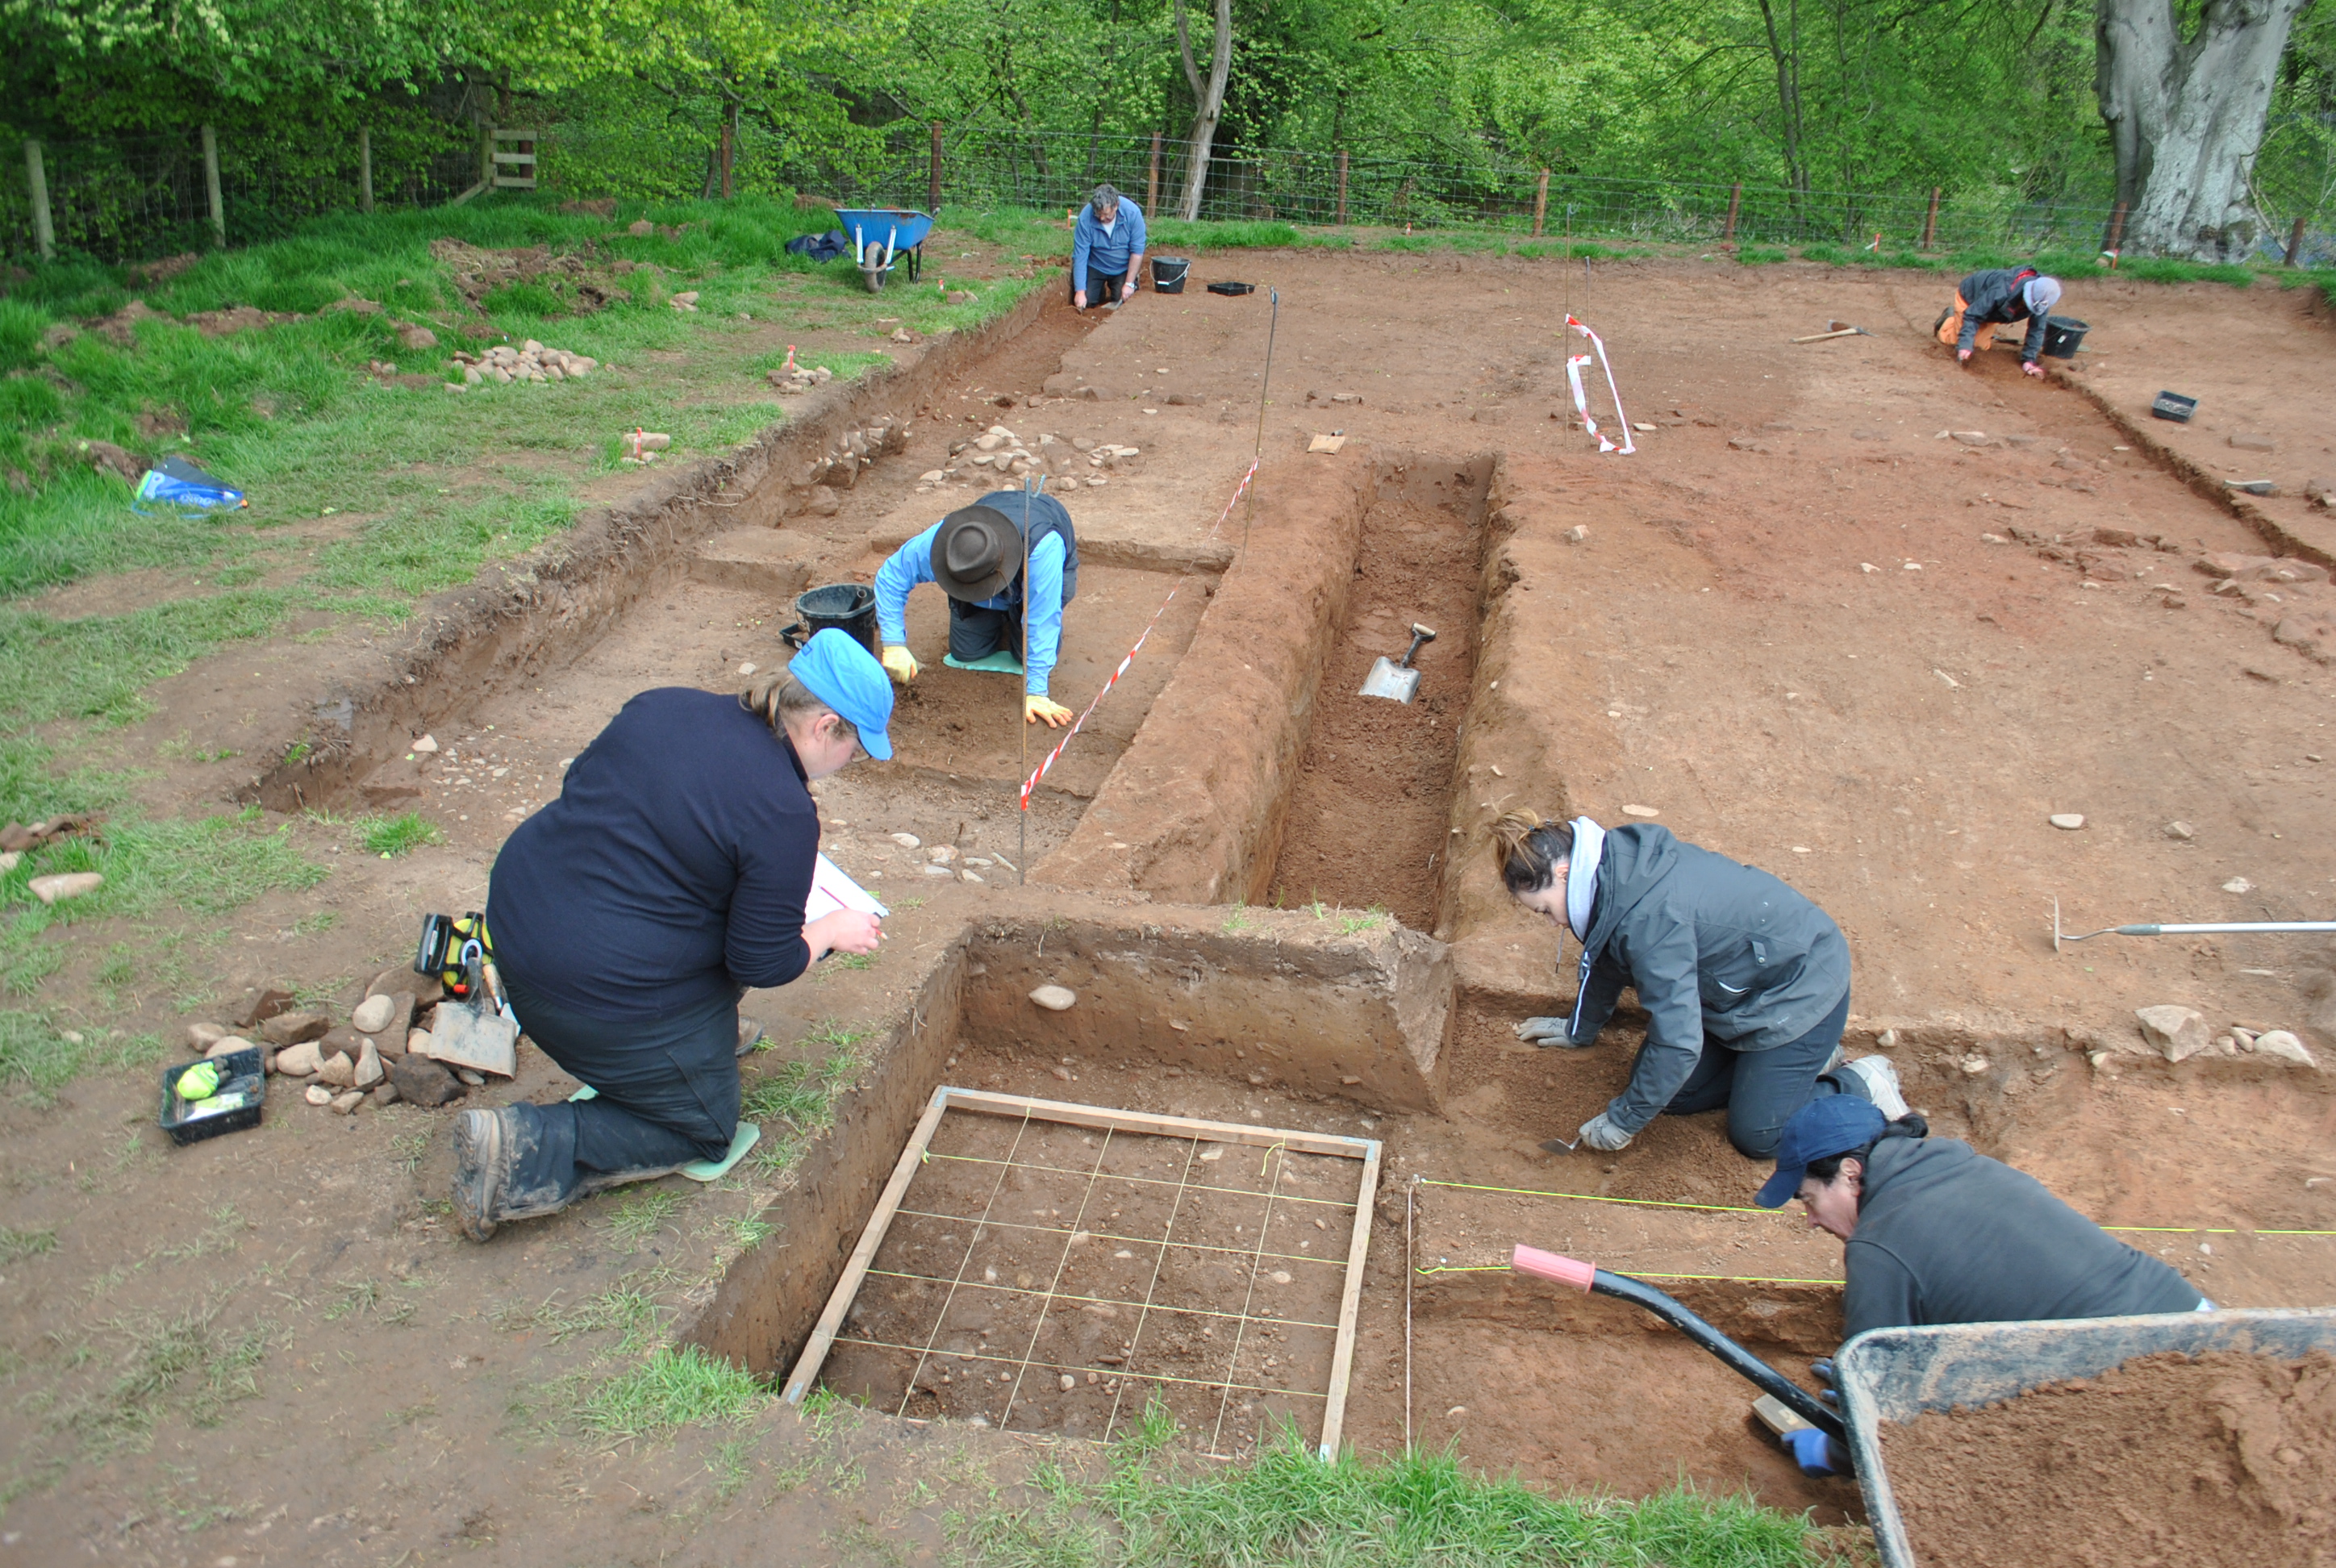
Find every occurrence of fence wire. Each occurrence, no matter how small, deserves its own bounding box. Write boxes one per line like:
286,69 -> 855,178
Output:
8,119 -> 2330,268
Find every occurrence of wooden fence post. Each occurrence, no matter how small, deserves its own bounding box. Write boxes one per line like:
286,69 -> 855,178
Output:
1147,131 -> 1162,216
2285,215 -> 2308,266
201,125 -> 225,244
1722,181 -> 1742,242
2105,202 -> 2127,254
1533,168 -> 1549,237
928,120 -> 944,211
1921,186 -> 1940,250
1337,148 -> 1349,225
359,126 -> 374,214
23,140 -> 53,261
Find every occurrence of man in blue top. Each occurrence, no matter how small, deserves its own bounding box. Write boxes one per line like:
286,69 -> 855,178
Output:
1070,183 -> 1146,311
876,491 -> 1078,728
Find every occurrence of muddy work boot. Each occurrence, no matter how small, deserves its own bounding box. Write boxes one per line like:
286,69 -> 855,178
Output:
451,1106 -> 519,1242
736,1015 -> 768,1057
1836,1055 -> 1909,1120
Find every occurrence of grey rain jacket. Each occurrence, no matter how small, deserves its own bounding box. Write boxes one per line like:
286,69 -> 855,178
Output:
1566,825 -> 1851,1133
1842,1136 -> 2204,1343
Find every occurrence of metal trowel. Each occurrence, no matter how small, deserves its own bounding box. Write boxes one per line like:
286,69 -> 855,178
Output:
1360,623 -> 1437,703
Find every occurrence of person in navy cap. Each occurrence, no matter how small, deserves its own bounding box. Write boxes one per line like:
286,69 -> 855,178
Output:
1756,1095 -> 2210,1476
453,629 -> 894,1241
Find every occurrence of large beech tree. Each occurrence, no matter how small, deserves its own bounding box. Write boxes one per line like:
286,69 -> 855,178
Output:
2096,0 -> 2316,256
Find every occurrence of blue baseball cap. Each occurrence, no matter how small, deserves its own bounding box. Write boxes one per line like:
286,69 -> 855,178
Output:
1755,1095 -> 1888,1208
786,629 -> 895,761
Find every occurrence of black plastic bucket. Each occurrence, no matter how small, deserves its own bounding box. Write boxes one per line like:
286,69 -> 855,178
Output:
1151,256 -> 1190,294
2152,390 -> 2199,423
781,582 -> 878,656
2040,315 -> 2089,359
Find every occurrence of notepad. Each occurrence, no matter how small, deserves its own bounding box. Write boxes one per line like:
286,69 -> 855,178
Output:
807,852 -> 889,922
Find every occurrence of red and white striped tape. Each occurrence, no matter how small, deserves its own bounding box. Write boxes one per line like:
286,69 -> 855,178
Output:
1019,459 -> 1260,808
1562,315 -> 1635,455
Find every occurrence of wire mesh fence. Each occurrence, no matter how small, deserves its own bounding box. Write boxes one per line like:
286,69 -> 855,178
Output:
8,117 -> 2330,267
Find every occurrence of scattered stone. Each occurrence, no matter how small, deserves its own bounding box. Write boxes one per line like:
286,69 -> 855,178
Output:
2251,1030 -> 2317,1068
2136,1004 -> 2211,1063
2223,878 -> 2254,894
456,1068 -> 486,1087
2048,813 -> 2085,830
352,1040 -> 385,1090
236,986 -> 296,1037
671,290 -> 700,311
1563,525 -> 1588,544
273,1039 -> 323,1077
205,1034 -> 256,1059
1621,804 -> 1659,817
1058,1374 -> 1077,1391
1031,985 -> 1077,1011
2228,432 -> 2276,451
1959,1054 -> 1990,1075
330,1090 -> 364,1116
1950,431 -> 1991,445
2165,821 -> 2195,840
0,852 -> 15,872
187,1021 -> 226,1052
408,1027 -> 434,1054
261,1011 -> 330,1047
398,323 -> 438,351
921,863 -> 954,877
389,1053 -> 461,1106
27,872 -> 102,904
410,735 -> 439,753
372,1082 -> 401,1107
304,1084 -> 334,1106
352,994 -> 399,1035
962,869 -> 985,883
316,1050 -> 357,1087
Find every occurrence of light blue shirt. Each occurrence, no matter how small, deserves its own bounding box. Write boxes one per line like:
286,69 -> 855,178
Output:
874,523 -> 1066,697
1071,200 -> 1147,282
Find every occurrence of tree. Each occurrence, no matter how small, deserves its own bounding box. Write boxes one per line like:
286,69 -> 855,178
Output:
1171,0 -> 1232,217
2096,0 -> 2317,256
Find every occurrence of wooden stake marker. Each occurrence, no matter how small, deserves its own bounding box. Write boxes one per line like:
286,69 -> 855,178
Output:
781,1085 -> 1382,1462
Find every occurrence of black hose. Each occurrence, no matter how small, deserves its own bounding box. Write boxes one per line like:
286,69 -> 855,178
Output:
1589,1268 -> 1846,1441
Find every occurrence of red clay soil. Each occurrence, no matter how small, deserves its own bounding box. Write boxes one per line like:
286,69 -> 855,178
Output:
1881,1348 -> 2336,1568
1266,486 -> 1484,926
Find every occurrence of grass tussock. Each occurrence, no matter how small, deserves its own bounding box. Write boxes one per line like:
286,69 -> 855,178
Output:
960,1409 -> 1842,1568
579,1345 -> 770,1441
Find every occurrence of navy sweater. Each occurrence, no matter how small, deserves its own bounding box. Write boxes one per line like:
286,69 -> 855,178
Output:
486,689 -> 819,1021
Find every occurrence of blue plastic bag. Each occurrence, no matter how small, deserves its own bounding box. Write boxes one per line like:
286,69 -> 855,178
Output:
133,454 -> 246,513
784,230 -> 851,263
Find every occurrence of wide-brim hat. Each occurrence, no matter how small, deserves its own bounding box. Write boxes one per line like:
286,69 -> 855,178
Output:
931,505 -> 1020,602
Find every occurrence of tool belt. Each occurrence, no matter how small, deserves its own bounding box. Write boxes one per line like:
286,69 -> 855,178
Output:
414,911 -> 495,1001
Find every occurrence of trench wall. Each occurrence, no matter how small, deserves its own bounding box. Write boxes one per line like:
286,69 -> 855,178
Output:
676,891 -> 1455,1377
252,286 -> 1054,813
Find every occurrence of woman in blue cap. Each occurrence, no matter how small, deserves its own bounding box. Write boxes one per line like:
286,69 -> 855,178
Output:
452,629 -> 895,1241
1757,1095 -> 2209,1474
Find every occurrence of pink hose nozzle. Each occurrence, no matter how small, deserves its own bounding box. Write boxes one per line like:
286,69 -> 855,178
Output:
1512,1245 -> 1596,1293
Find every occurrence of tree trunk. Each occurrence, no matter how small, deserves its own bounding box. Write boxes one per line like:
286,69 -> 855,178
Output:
2096,0 -> 2313,257
1755,0 -> 1808,204
1173,0 -> 1233,220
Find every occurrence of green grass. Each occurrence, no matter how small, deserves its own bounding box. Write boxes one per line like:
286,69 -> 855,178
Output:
56,1299 -> 277,1461
960,1412 -> 1838,1568
607,1186 -> 686,1247
742,1024 -> 868,1173
357,811 -> 442,857
0,592 -> 290,729
578,1345 -> 770,1441
0,1014 -> 166,1098
0,1226 -> 57,1263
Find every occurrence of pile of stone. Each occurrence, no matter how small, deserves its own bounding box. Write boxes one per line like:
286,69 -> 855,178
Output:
185,965 -> 512,1118
448,340 -> 599,388
789,418 -> 912,518
919,426 -> 1139,495
767,359 -> 836,394
2134,1005 -> 2319,1068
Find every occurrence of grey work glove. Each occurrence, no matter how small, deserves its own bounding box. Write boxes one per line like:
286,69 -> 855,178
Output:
1514,1016 -> 1586,1048
1578,1111 -> 1635,1152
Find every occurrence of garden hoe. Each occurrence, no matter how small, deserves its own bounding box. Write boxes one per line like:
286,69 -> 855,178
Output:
1361,623 -> 1437,703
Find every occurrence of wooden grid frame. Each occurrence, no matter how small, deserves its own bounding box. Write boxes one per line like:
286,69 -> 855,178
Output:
782,1086 -> 1383,1460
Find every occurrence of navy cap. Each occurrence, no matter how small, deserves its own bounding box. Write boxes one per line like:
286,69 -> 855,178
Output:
786,629 -> 895,761
1755,1095 -> 1888,1208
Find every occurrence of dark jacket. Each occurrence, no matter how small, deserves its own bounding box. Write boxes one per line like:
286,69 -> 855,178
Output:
1842,1137 -> 2205,1343
1567,825 -> 1850,1132
1955,266 -> 2050,362
486,688 -> 820,1022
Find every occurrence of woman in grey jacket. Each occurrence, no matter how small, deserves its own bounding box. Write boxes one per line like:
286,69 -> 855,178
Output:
1491,809 -> 1904,1157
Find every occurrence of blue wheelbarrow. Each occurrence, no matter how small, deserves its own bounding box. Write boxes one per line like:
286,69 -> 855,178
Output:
836,208 -> 932,293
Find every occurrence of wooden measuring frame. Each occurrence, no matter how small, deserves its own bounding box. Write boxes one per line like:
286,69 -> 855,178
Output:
781,1086 -> 1383,1461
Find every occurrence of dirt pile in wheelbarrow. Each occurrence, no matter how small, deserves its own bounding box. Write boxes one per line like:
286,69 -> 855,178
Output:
1881,1347 -> 2336,1567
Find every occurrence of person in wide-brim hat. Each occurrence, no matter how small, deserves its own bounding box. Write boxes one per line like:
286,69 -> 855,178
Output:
873,490 -> 1083,728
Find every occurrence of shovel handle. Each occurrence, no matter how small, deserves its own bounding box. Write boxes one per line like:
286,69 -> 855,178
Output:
1398,623 -> 1437,669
